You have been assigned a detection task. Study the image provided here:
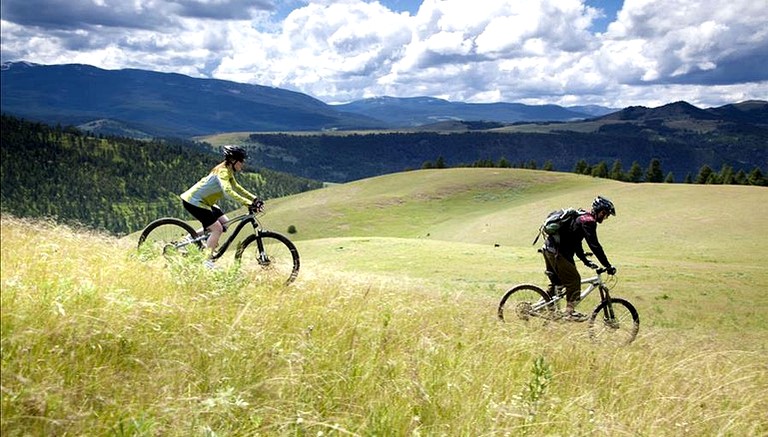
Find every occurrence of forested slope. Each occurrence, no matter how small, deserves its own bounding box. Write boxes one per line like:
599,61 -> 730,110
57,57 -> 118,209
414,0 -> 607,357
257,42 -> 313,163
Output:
0,115 -> 322,234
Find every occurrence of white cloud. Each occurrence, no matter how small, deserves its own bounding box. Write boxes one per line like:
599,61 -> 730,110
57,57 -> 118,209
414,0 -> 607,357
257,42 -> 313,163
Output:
1,0 -> 766,108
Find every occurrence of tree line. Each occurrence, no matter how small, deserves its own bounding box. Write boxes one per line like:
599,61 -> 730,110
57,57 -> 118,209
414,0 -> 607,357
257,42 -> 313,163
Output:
245,130 -> 767,184
0,114 -> 322,235
421,156 -> 767,186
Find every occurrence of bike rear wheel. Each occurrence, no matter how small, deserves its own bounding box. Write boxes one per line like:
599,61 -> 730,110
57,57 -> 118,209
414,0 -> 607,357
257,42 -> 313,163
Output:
497,284 -> 555,324
137,218 -> 201,260
235,230 -> 300,285
588,298 -> 640,346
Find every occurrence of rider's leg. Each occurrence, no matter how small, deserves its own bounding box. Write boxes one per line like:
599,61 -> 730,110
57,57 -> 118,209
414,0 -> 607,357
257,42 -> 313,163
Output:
183,201 -> 224,237
206,221 -> 224,254
553,257 -> 582,314
183,202 -> 224,253
542,250 -> 561,296
216,214 -> 230,232
204,207 -> 228,262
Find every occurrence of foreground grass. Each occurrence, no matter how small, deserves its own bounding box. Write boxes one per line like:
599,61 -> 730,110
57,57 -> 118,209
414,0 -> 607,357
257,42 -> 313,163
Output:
2,216 -> 767,436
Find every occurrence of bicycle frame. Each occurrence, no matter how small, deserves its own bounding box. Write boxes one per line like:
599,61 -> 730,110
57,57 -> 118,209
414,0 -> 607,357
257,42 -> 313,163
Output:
211,211 -> 266,260
530,268 -> 611,312
171,209 -> 261,259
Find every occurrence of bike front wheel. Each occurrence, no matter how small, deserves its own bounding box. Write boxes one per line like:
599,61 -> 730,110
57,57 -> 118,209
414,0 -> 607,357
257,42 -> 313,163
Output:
137,218 -> 201,260
235,231 -> 300,285
588,298 -> 640,346
497,284 -> 555,325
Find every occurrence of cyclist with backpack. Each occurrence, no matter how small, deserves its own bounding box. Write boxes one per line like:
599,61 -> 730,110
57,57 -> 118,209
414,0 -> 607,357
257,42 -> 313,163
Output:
540,196 -> 617,321
180,145 -> 263,266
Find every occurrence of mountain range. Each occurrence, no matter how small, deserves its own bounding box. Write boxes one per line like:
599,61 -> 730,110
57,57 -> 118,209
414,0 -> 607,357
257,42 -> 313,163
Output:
2,61 -> 614,137
1,61 -> 766,184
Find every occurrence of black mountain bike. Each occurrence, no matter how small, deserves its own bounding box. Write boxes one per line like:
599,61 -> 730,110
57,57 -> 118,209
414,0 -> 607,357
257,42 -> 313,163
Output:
498,257 -> 639,346
137,205 -> 300,285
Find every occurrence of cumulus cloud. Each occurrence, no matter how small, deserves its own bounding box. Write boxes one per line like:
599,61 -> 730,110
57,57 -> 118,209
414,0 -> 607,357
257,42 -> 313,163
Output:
1,0 -> 766,107
603,0 -> 768,85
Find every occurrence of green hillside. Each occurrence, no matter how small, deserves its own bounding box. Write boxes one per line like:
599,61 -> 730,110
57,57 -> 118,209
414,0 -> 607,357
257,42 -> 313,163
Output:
262,168 -> 764,258
3,169 -> 767,435
257,168 -> 768,331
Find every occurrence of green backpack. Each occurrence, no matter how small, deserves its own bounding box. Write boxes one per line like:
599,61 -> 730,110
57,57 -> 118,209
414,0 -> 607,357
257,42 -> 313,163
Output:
532,208 -> 586,245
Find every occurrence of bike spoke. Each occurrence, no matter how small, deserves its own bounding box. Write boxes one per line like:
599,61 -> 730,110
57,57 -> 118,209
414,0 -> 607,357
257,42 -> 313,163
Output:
588,299 -> 640,346
236,233 -> 299,285
137,221 -> 199,261
498,285 -> 556,328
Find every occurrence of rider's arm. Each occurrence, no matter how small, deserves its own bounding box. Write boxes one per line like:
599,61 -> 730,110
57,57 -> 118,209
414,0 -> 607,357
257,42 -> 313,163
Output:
574,245 -> 591,265
231,175 -> 257,202
217,167 -> 255,206
581,218 -> 611,268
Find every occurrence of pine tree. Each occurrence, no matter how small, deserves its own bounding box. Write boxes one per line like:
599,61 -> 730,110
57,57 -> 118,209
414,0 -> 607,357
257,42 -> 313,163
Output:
591,161 -> 608,178
718,164 -> 735,185
645,158 -> 664,183
609,159 -> 625,181
574,159 -> 590,175
696,165 -> 714,184
747,167 -> 766,186
706,172 -> 721,184
734,170 -> 747,185
627,161 -> 644,183
664,172 -> 675,183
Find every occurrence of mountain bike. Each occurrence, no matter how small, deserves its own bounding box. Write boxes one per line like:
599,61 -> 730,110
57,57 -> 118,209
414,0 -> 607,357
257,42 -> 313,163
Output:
137,204 -> 300,285
497,257 -> 639,346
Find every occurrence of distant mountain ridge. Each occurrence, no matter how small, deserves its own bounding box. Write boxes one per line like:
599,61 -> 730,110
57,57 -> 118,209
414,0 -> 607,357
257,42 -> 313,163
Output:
0,61 -> 384,136
589,100 -> 766,125
331,96 -> 603,126
2,61 -> 617,137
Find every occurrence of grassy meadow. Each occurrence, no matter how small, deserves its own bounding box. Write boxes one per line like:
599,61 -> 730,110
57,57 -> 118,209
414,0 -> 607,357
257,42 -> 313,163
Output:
2,168 -> 767,436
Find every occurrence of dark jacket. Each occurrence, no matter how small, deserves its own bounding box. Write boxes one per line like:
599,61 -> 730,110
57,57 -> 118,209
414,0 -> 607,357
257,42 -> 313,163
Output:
546,212 -> 611,267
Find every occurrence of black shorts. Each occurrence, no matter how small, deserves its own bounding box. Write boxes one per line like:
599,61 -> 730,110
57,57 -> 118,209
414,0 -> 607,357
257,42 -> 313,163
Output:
182,201 -> 224,229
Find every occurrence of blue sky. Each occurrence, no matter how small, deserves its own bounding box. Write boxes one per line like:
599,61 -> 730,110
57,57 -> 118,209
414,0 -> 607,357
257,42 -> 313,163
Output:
1,0 -> 766,108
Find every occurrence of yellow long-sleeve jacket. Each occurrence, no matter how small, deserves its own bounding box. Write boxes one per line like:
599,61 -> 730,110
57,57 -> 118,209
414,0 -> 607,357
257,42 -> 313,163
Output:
180,165 -> 256,208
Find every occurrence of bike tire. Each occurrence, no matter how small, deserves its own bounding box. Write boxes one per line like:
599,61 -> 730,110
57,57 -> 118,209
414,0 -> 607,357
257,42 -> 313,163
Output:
235,230 -> 300,285
137,218 -> 200,260
588,297 -> 640,346
497,284 -> 555,323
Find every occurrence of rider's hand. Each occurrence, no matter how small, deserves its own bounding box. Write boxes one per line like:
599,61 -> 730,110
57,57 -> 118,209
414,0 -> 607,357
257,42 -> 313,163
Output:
583,260 -> 599,269
251,198 -> 264,212
606,266 -> 617,275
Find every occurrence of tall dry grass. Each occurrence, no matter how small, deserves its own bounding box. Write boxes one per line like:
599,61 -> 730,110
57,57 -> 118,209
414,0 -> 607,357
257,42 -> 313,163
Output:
2,215 -> 766,436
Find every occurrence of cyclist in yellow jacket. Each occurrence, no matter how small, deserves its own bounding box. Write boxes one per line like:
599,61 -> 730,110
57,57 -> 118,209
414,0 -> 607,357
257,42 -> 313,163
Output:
181,146 -> 262,261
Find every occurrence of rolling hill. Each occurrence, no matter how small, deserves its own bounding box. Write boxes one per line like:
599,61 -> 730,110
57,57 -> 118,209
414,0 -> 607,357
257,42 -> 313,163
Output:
256,168 -> 767,262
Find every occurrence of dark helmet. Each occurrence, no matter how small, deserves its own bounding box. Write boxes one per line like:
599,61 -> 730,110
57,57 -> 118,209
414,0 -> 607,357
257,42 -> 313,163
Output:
592,196 -> 616,216
223,145 -> 248,162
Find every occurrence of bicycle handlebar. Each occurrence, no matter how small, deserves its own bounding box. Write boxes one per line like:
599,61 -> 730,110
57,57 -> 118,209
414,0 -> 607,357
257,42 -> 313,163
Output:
585,253 -> 616,276
594,266 -> 618,276
249,199 -> 265,214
